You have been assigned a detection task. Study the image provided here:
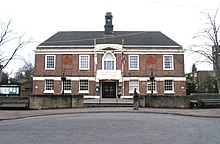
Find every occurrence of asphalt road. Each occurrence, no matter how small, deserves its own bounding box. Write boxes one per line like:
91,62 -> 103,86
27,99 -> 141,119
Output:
0,113 -> 219,144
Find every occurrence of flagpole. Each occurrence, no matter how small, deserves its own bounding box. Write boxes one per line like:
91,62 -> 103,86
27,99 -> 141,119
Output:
94,39 -> 99,102
122,39 -> 125,97
94,39 -> 97,77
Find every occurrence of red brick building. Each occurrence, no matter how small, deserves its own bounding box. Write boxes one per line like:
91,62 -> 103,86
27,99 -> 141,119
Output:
33,12 -> 186,98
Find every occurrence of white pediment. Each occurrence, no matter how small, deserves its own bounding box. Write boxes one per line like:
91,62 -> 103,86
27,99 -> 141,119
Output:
95,44 -> 122,51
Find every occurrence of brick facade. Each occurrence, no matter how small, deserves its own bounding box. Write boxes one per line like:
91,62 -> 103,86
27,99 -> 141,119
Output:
33,12 -> 186,97
33,47 -> 186,96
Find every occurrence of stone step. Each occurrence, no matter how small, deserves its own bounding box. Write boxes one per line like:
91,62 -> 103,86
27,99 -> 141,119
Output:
84,98 -> 133,107
84,103 -> 133,107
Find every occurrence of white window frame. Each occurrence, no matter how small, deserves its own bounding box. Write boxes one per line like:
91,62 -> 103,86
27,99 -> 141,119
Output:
79,79 -> 89,94
45,55 -> 56,70
62,79 -> 72,94
79,55 -> 90,70
147,80 -> 157,94
163,55 -> 174,70
44,79 -> 54,93
102,51 -> 116,70
129,79 -> 139,94
164,79 -> 175,94
129,55 -> 139,70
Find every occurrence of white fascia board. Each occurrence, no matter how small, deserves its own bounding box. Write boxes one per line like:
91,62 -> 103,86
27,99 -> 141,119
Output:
127,49 -> 185,54
95,44 -> 122,51
33,77 -> 96,81
37,45 -> 94,48
35,47 -> 184,55
33,76 -> 185,82
123,77 -> 186,81
35,48 -> 94,54
125,45 -> 182,48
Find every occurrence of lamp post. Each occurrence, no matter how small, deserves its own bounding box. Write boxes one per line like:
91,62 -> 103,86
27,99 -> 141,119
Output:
61,72 -> 66,95
149,68 -> 155,96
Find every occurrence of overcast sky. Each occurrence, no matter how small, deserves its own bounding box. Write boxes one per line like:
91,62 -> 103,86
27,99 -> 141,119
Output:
0,0 -> 220,76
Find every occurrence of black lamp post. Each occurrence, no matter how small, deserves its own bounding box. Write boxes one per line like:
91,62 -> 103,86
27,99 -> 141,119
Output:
61,72 -> 66,95
149,68 -> 155,96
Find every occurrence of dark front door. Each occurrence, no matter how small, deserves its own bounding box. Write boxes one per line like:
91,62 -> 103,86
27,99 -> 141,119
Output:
102,82 -> 116,98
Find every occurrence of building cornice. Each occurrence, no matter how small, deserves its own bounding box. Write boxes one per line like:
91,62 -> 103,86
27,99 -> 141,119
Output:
35,48 -> 185,55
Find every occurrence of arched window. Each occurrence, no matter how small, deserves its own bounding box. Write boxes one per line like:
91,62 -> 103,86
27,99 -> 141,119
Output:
103,52 -> 115,70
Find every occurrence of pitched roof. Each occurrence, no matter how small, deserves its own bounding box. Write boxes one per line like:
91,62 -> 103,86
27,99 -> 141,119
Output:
38,31 -> 181,47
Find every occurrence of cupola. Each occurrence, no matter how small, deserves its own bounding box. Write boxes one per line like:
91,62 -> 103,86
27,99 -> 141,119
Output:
104,12 -> 114,35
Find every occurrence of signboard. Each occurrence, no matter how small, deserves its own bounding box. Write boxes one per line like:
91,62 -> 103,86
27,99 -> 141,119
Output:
96,70 -> 122,80
0,85 -> 20,95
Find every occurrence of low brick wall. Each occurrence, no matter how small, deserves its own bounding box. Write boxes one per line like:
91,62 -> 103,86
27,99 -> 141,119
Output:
29,95 -> 84,110
144,94 -> 220,108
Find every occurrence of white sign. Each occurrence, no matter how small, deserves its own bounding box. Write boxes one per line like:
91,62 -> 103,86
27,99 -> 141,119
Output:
0,86 -> 20,95
96,70 -> 122,80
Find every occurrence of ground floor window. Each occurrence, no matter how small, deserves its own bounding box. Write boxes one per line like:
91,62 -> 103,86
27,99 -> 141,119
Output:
129,80 -> 139,93
44,79 -> 54,93
63,80 -> 71,93
164,80 -> 174,93
79,80 -> 89,93
147,80 -> 156,93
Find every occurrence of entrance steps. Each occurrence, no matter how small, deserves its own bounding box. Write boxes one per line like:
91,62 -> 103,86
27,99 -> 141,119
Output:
84,98 -> 133,107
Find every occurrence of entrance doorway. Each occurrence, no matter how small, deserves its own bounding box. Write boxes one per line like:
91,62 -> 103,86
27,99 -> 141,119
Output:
102,82 -> 116,98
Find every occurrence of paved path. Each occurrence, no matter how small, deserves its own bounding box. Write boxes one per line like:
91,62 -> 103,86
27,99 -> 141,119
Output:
1,107 -> 220,121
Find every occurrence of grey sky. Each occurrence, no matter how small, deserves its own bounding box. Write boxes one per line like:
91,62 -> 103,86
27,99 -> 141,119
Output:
0,0 -> 219,75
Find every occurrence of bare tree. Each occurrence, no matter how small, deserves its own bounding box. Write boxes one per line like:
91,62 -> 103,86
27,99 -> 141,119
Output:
0,19 -> 32,81
13,58 -> 34,92
189,8 -> 220,93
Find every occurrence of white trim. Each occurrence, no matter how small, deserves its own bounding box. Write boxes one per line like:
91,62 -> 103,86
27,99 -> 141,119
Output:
79,79 -> 89,92
33,76 -> 185,81
123,77 -> 186,81
102,51 -> 116,70
163,55 -> 174,70
45,55 -> 56,70
35,48 -> 184,55
125,45 -> 182,48
129,79 -> 139,93
164,79 -> 175,93
95,44 -> 122,51
44,90 -> 54,94
146,80 -> 157,94
129,55 -> 139,70
37,45 -> 181,48
164,91 -> 175,94
62,90 -> 72,94
78,91 -> 89,94
129,90 -> 140,94
37,45 -> 94,48
79,55 -> 90,70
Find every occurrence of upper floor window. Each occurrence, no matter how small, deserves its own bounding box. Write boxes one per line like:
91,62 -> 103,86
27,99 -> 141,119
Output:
129,55 -> 139,70
79,55 -> 89,70
163,55 -> 174,70
103,52 -> 115,70
45,55 -> 55,70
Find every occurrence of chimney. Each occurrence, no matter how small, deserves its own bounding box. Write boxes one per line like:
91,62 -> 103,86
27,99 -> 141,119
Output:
104,12 -> 113,35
